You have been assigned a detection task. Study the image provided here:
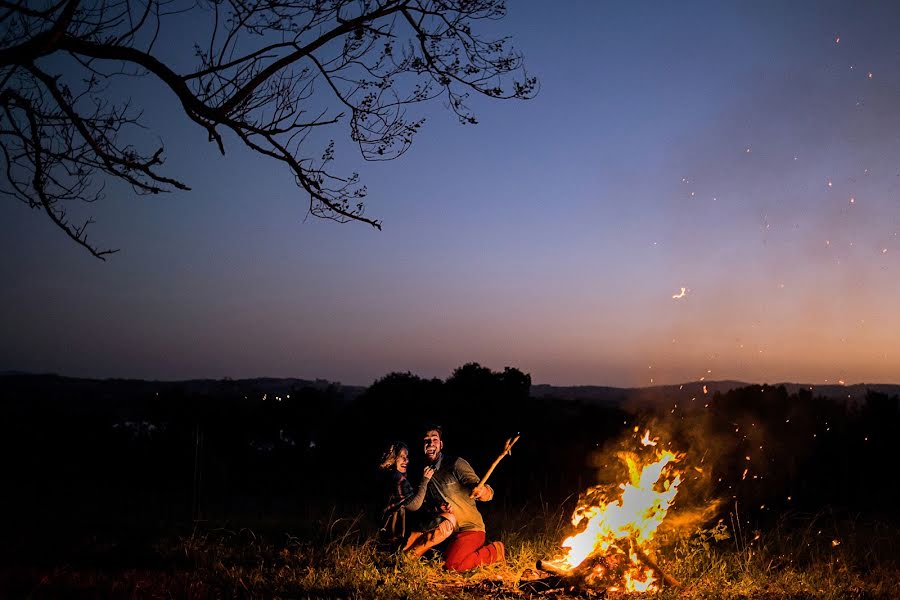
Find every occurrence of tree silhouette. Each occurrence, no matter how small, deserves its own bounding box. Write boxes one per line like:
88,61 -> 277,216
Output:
0,0 -> 537,258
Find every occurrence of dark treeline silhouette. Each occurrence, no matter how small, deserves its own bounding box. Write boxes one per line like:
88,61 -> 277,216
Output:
2,370 -> 898,563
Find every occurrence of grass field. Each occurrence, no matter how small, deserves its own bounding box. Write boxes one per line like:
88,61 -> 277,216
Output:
6,505 -> 898,599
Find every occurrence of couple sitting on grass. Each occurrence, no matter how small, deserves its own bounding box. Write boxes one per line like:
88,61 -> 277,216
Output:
378,425 -> 505,571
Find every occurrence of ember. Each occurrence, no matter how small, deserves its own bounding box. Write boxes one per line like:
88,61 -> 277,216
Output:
544,433 -> 683,593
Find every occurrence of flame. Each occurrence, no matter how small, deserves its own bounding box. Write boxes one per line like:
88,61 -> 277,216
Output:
672,287 -> 687,299
555,438 -> 683,592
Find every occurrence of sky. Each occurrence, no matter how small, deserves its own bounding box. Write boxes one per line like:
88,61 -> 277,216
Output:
2,1 -> 900,387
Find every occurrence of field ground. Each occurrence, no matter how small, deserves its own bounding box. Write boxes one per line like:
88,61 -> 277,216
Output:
4,510 -> 898,599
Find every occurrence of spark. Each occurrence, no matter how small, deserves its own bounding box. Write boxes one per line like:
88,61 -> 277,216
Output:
868,71 -> 874,79
672,287 -> 687,299
849,196 -> 855,204
827,180 -> 833,188
834,35 -> 841,44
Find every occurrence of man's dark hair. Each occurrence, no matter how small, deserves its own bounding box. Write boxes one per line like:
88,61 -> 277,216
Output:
423,424 -> 444,439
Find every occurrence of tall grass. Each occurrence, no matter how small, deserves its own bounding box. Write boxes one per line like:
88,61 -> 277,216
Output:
12,503 -> 899,599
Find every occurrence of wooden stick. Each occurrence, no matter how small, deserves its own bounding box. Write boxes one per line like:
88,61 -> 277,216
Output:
629,538 -> 682,589
471,433 -> 520,497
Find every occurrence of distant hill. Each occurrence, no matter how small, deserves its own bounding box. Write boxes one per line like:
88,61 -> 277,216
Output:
531,380 -> 900,407
3,372 -> 897,407
0,372 -> 367,403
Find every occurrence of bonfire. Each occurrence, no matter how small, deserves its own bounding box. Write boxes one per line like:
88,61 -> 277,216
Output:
538,429 -> 683,593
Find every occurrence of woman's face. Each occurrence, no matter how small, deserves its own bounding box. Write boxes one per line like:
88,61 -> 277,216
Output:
395,447 -> 409,473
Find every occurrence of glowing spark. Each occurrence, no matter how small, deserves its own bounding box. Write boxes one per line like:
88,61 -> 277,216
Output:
703,385 -> 708,395
868,71 -> 873,79
834,35 -> 841,44
882,248 -> 888,254
849,196 -> 855,204
640,430 -> 658,446
832,539 -> 841,547
827,180 -> 833,187
672,287 -> 687,299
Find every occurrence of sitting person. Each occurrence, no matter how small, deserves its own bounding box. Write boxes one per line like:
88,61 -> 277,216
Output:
404,426 -> 505,571
377,441 -> 432,548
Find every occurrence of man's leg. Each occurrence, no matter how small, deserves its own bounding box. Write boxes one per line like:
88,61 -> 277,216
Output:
443,531 -> 505,571
405,513 -> 457,558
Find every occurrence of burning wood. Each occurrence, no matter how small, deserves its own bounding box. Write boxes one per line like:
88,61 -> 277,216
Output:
531,431 -> 684,594
533,541 -> 680,593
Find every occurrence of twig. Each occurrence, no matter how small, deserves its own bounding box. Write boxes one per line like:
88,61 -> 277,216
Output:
471,434 -> 520,497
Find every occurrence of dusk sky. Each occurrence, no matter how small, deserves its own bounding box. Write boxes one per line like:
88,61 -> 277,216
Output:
2,1 -> 899,387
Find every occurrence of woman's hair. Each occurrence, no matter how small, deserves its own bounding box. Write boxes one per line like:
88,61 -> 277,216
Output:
379,441 -> 408,470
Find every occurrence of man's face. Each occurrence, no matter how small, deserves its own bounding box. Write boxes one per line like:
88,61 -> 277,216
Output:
423,429 -> 443,463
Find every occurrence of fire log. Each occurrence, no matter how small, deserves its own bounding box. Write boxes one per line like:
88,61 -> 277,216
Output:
536,550 -> 618,583
627,539 -> 682,589
535,558 -> 570,577
536,542 -> 681,591
529,557 -> 606,596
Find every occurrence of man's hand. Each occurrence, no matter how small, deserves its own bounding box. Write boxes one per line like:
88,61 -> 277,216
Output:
423,466 -> 435,480
471,485 -> 491,500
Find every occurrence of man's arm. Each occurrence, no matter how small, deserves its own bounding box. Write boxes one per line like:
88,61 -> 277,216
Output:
454,458 -> 494,501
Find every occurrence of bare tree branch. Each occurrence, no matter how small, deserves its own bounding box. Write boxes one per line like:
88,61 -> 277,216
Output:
0,0 -> 537,258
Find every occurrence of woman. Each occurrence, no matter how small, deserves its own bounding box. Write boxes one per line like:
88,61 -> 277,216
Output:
378,441 -> 433,548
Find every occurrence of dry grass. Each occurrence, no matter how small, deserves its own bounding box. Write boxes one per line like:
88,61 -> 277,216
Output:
8,507 -> 899,599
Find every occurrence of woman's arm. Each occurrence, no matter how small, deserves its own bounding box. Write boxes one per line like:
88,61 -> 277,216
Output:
404,466 -> 434,511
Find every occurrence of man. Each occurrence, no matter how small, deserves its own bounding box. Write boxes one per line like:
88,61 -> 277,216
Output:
404,425 -> 505,571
